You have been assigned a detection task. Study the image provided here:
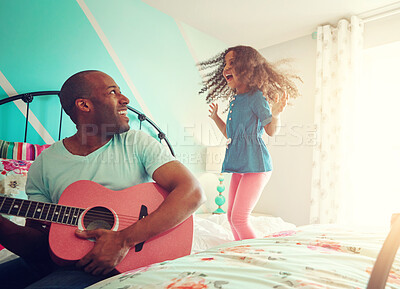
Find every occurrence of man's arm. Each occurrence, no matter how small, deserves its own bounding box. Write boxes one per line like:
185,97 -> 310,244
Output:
75,160 -> 205,275
124,160 -> 205,244
0,216 -> 50,260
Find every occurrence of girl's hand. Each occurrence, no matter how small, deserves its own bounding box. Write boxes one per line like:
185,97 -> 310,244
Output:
271,91 -> 288,117
208,103 -> 219,121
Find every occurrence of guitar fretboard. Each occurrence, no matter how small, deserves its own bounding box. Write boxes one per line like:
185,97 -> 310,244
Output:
0,196 -> 84,226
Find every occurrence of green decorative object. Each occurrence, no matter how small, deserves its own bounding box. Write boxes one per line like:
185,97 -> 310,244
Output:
215,195 -> 225,206
217,184 -> 225,193
213,173 -> 226,214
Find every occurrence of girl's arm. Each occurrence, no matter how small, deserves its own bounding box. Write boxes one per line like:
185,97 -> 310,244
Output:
265,115 -> 281,136
264,91 -> 287,137
209,103 -> 227,138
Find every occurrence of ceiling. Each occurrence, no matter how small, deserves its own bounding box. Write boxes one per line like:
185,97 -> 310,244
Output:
142,0 -> 400,49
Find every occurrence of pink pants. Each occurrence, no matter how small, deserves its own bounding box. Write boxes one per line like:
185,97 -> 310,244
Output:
227,172 -> 272,241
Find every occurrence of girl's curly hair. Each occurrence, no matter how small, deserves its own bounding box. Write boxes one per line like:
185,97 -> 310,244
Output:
198,45 -> 302,104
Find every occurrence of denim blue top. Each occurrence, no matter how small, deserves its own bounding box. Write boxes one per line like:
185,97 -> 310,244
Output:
222,90 -> 273,173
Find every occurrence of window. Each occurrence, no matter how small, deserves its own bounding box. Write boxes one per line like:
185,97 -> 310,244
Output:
350,41 -> 400,226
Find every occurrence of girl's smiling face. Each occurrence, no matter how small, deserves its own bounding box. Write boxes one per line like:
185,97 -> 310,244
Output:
223,51 -> 248,94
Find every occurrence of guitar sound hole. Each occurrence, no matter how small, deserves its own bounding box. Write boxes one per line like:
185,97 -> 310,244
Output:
83,206 -> 114,230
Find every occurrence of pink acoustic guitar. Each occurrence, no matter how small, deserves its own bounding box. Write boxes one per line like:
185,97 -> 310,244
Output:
0,180 -> 193,273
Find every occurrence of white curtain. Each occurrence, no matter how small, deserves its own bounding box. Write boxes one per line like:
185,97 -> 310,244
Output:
310,16 -> 364,224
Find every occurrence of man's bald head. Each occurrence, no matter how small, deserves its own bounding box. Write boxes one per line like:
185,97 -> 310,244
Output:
59,70 -> 100,123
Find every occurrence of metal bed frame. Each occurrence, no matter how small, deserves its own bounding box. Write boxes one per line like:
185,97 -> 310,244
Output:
0,91 -> 174,156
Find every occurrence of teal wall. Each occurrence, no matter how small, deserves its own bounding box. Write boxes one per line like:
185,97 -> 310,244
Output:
0,0 -> 226,173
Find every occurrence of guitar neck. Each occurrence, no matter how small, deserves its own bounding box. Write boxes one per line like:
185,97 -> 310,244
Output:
0,196 -> 84,226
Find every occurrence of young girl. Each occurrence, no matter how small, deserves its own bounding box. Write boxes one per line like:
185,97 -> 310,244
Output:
199,45 -> 301,240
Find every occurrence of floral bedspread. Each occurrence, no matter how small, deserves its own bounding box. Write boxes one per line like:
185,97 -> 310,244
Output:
88,224 -> 400,289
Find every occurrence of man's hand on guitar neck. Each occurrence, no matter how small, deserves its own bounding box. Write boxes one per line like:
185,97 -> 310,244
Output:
75,228 -> 130,275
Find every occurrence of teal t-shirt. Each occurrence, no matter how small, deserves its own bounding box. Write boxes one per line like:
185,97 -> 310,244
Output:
26,130 -> 175,203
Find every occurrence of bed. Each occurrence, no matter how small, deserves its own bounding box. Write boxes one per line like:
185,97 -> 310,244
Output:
1,91 -> 400,288
87,224 -> 400,289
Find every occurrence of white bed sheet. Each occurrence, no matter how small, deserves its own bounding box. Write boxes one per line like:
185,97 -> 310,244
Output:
192,213 -> 296,253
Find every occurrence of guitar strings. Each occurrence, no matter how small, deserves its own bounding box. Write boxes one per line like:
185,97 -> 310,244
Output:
1,198 -> 153,226
0,198 -> 146,220
81,209 -> 149,220
83,213 -> 151,227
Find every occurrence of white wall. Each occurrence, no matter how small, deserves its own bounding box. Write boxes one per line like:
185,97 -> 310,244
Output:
364,13 -> 400,49
252,35 -> 317,226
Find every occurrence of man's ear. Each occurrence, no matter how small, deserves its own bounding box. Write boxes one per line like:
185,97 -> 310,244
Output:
75,98 -> 92,113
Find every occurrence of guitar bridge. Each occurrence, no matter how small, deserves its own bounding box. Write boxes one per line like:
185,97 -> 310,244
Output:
135,205 -> 148,252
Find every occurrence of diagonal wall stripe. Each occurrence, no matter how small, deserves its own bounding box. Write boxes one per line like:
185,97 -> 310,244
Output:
0,70 -> 55,144
76,0 -> 154,120
175,20 -> 205,80
175,20 -> 200,64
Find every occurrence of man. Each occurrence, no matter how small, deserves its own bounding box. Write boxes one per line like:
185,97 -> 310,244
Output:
0,70 -> 205,288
